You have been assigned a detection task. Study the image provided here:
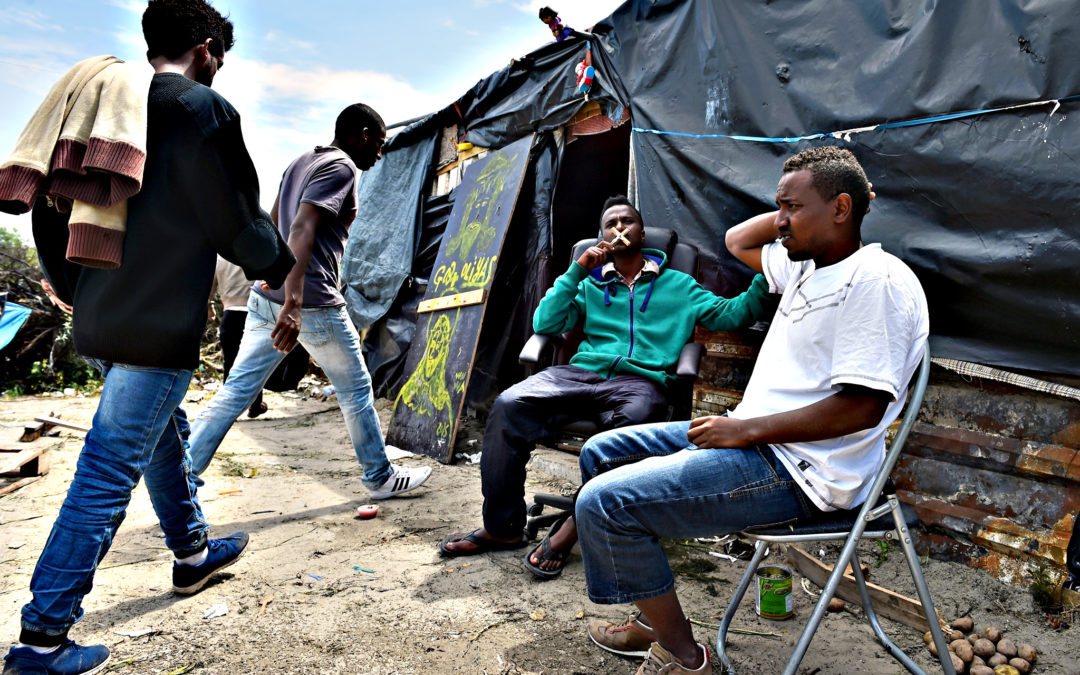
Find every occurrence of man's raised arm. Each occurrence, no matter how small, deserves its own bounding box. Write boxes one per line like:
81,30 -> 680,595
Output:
724,211 -> 778,274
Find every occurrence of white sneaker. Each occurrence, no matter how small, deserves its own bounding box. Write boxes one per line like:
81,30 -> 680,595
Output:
368,464 -> 432,500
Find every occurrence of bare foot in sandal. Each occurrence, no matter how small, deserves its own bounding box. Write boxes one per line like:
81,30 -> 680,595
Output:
440,527 -> 527,557
527,516 -> 579,575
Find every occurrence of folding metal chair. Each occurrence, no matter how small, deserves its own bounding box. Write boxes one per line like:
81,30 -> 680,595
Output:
715,344 -> 955,675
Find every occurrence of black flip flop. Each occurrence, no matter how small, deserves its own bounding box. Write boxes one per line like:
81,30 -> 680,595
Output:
524,517 -> 571,580
439,529 -> 529,557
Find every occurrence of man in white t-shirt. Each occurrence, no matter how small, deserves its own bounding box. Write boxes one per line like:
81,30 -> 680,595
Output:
575,147 -> 929,674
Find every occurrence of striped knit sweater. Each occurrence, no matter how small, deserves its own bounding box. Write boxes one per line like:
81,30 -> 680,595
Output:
0,55 -> 148,269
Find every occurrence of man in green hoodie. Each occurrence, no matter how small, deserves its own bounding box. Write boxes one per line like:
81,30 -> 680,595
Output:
439,196 -> 771,578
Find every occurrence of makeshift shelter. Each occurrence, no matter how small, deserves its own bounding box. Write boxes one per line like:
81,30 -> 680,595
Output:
343,0 -> 1078,582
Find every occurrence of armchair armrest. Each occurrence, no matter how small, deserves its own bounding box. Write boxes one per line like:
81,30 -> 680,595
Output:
675,342 -> 704,380
519,333 -> 562,371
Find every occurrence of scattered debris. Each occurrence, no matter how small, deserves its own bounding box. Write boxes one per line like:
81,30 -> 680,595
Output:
113,628 -> 156,638
202,603 -> 228,620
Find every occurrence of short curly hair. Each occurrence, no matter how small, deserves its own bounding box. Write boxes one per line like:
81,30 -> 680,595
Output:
600,195 -> 644,228
142,0 -> 235,60
335,103 -> 386,141
783,146 -> 870,228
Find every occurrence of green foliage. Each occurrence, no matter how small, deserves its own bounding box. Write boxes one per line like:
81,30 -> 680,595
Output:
1029,563 -> 1060,611
1,226 -> 101,396
874,539 -> 892,568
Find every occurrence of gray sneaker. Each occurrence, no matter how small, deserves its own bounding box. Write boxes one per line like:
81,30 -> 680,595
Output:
368,464 -> 432,500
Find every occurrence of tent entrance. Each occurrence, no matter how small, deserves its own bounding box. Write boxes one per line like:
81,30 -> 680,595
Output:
551,117 -> 631,260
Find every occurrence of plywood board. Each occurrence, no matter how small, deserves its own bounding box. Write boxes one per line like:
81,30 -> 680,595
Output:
386,135 -> 533,462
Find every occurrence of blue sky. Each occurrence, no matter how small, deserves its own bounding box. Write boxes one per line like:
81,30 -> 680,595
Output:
0,0 -> 624,242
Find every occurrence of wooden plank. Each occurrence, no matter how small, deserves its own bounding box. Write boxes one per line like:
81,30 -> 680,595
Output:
417,289 -> 487,314
787,544 -> 944,633
387,135 -> 533,463
34,416 -> 90,433
0,476 -> 40,497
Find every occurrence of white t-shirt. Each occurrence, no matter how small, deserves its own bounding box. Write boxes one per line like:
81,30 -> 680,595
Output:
728,242 -> 929,511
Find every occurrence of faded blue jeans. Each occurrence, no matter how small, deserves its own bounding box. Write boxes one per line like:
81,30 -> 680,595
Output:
576,421 -> 816,605
188,293 -> 391,489
20,362 -> 207,646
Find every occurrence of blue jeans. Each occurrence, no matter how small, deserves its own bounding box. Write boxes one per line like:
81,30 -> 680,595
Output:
20,362 -> 207,644
480,365 -> 667,539
188,293 -> 391,488
576,421 -> 815,605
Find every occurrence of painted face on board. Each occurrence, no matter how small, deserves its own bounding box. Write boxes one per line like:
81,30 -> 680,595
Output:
600,204 -> 644,252
774,169 -> 838,263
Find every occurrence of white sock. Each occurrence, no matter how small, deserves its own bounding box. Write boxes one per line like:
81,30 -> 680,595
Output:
24,644 -> 59,655
176,548 -> 209,566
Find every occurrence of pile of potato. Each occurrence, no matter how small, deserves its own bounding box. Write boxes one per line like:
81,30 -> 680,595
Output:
923,616 -> 1038,674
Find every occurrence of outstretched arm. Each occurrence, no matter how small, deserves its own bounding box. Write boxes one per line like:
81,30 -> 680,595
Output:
687,384 -> 891,449
724,211 -> 778,273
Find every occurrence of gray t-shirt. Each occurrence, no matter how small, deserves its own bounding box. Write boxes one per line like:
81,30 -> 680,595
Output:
257,146 -> 357,307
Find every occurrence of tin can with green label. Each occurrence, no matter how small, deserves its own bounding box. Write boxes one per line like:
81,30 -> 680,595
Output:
755,566 -> 793,620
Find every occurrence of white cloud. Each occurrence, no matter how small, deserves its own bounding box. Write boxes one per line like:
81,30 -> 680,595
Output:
0,7 -> 64,32
212,57 -> 449,208
107,0 -> 147,15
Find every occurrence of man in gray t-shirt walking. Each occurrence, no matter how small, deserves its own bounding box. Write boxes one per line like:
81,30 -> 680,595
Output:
188,104 -> 432,501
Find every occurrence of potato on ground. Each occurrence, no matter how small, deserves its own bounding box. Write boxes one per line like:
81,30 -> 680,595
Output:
971,666 -> 996,675
994,666 -> 1020,675
951,616 -> 974,633
973,638 -> 998,658
1008,658 -> 1031,674
950,652 -> 965,674
983,626 -> 1002,643
1016,644 -> 1036,664
988,653 -> 1008,667
953,640 -> 975,663
996,638 -> 1017,658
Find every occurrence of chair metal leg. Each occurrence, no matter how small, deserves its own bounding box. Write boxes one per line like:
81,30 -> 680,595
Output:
782,513 -> 875,675
889,496 -> 956,675
849,550 -> 927,674
715,540 -> 770,674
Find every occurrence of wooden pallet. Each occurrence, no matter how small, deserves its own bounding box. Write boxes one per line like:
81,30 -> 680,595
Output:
1,439 -> 55,497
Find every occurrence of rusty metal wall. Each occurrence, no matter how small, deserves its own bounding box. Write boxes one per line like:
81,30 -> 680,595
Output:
694,329 -> 1080,587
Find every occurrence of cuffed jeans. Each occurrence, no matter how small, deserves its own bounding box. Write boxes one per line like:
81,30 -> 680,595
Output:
20,362 -> 207,646
188,293 -> 391,489
480,365 -> 667,539
576,421 -> 816,605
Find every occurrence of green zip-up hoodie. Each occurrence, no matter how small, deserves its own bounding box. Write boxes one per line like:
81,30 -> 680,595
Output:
532,248 -> 771,387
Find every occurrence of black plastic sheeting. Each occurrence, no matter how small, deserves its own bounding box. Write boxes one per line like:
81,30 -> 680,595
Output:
349,0 -> 1080,393
593,0 -> 1080,374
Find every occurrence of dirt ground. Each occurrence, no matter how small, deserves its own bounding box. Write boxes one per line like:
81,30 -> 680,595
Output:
2,388 -> 1077,675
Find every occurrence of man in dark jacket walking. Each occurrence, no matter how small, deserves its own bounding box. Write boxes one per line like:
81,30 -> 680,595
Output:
3,2 -> 293,673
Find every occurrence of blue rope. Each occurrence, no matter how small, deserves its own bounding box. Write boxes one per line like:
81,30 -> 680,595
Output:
631,94 -> 1080,143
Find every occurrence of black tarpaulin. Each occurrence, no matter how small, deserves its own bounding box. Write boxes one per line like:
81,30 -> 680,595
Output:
594,0 -> 1080,374
349,0 -> 1080,389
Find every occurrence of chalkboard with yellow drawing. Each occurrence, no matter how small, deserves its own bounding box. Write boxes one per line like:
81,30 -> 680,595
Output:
386,135 -> 533,462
